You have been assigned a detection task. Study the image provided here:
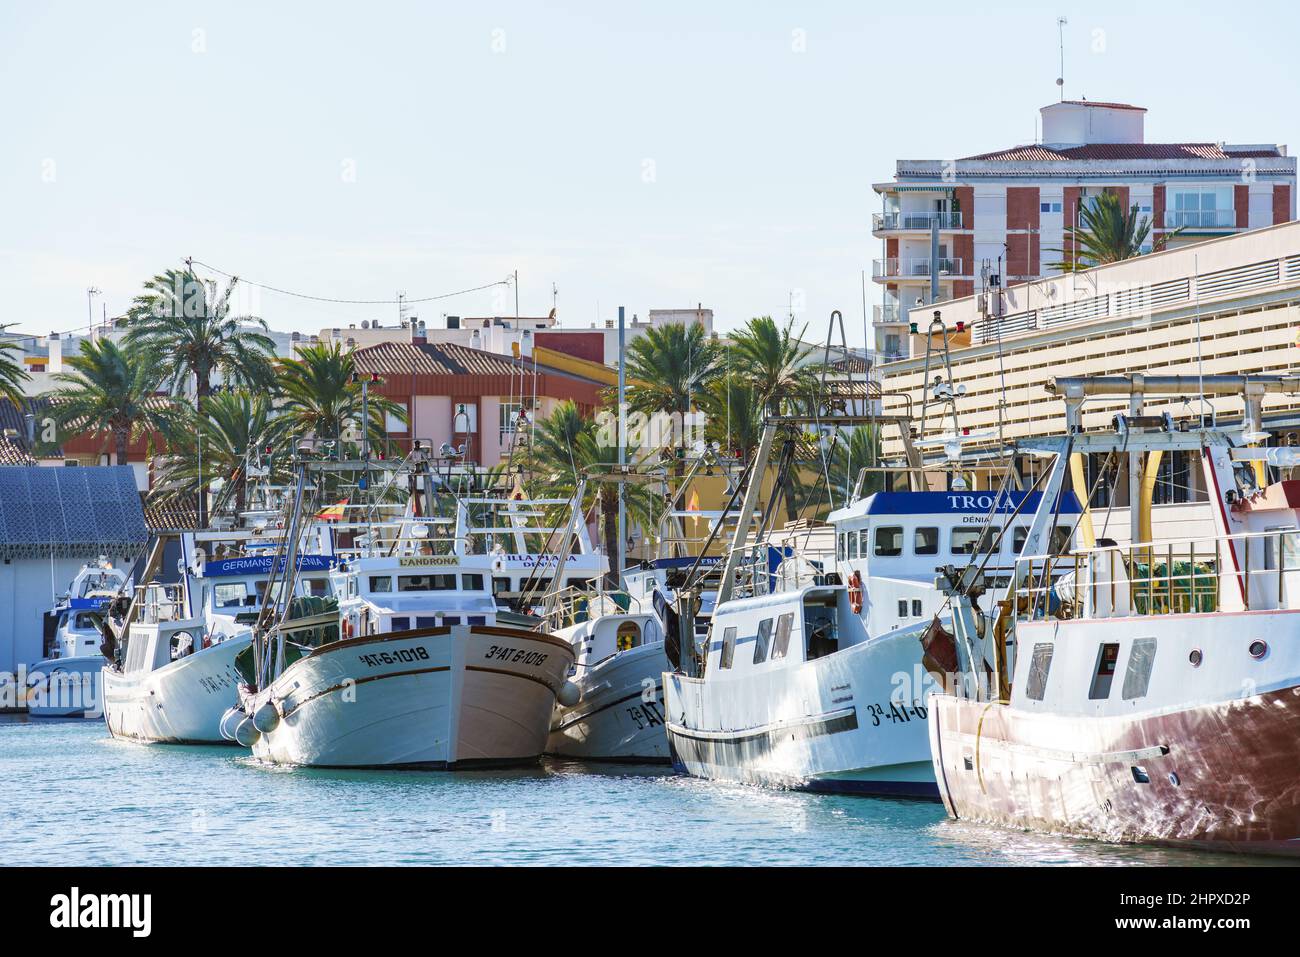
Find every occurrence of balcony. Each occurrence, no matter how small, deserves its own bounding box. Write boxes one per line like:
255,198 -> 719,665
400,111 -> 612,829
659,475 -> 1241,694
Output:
872,211 -> 963,233
1164,209 -> 1237,229
872,257 -> 963,280
874,304 -> 904,325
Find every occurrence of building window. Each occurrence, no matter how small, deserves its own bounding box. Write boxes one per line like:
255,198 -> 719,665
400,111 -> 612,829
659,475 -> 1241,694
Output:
1168,186 -> 1233,228
1040,202 -> 1063,214
499,401 -> 528,444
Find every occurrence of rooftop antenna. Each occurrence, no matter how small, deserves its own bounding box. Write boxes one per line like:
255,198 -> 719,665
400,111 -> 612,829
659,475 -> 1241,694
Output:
1056,17 -> 1068,101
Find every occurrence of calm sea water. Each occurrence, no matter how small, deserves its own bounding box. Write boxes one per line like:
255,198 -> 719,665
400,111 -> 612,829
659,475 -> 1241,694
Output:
0,715 -> 1282,867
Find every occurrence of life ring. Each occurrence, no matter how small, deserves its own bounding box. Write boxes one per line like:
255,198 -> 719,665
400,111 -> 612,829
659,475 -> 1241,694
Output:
848,570 -> 864,614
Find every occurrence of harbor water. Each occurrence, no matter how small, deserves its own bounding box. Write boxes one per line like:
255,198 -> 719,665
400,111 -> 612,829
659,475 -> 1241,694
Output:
1,716 -> 1283,867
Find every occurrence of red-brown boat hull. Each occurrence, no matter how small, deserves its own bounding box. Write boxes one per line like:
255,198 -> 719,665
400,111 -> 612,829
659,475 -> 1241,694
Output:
929,685 -> 1300,857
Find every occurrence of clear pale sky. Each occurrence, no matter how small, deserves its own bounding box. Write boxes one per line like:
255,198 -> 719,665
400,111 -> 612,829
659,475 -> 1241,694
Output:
3,1 -> 1297,347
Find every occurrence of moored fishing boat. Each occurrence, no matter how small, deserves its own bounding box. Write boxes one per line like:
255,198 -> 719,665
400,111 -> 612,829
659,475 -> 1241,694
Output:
662,405 -> 1079,796
929,374 -> 1300,856
230,455 -> 580,768
546,589 -> 670,761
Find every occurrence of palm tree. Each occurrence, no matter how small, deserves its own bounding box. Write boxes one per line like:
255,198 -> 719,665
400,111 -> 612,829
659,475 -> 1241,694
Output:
728,316 -> 819,519
529,400 -> 661,589
699,372 -> 763,463
0,332 -> 30,408
624,320 -> 721,424
1054,192 -> 1182,271
274,341 -> 406,453
827,425 -> 884,505
46,339 -> 176,465
728,315 -> 817,415
124,267 -> 277,399
150,390 -> 280,513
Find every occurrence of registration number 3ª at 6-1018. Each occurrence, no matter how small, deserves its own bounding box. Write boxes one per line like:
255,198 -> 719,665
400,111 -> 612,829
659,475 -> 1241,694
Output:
485,645 -> 549,667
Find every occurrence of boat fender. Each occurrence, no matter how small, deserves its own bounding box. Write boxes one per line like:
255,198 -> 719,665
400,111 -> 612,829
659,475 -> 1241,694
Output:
202,633 -> 212,650
233,716 -> 260,748
219,707 -> 245,741
557,680 -> 582,707
252,700 -> 281,734
848,570 -> 864,614
342,618 -> 353,639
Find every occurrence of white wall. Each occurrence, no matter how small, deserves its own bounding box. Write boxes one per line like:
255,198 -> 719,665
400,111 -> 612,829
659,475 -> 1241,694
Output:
0,556 -> 109,673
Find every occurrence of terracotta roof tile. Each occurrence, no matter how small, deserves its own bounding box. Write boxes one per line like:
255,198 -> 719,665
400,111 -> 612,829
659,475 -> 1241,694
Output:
352,341 -> 528,377
961,142 -> 1277,162
0,433 -> 36,465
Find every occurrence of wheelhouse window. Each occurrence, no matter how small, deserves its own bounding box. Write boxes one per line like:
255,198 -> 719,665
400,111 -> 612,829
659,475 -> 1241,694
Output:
874,526 -> 903,557
462,574 -> 485,591
914,527 -> 939,555
952,528 -> 997,555
368,576 -> 393,593
771,613 -> 794,660
492,576 -> 511,595
398,574 -> 458,592
847,532 -> 859,560
214,582 -> 250,609
1012,526 -> 1029,554
719,627 -> 736,669
302,578 -> 329,598
752,618 -> 774,664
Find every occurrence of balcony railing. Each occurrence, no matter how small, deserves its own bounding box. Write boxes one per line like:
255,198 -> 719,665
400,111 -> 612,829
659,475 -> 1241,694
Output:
873,304 -> 905,325
873,211 -> 963,232
1165,209 -> 1237,229
872,257 -> 963,279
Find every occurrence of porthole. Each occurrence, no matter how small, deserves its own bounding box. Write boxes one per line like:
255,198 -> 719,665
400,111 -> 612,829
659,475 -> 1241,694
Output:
1188,648 -> 1203,667
1249,640 -> 1268,660
1168,772 -> 1181,787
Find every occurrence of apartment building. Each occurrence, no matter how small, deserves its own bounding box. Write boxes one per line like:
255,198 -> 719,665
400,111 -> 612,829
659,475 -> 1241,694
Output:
871,100 -> 1296,361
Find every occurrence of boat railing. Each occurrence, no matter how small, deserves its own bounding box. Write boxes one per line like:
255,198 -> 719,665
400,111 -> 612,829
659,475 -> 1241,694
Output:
542,586 -> 647,631
134,583 -> 188,625
1013,527 -> 1300,621
729,543 -> 839,599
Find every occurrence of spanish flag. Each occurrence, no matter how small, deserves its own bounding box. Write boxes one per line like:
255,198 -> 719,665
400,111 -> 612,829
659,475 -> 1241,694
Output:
316,498 -> 349,521
686,489 -> 700,512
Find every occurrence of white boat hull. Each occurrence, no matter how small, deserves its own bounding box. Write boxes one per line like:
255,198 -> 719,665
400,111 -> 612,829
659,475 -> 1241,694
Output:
102,636 -> 250,744
246,624 -> 574,769
664,626 -> 938,798
24,654 -> 105,718
548,641 -> 671,762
